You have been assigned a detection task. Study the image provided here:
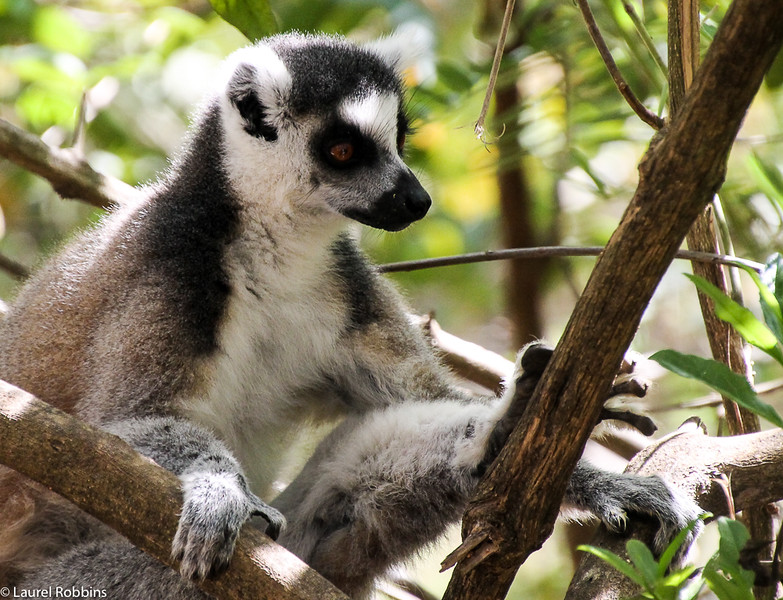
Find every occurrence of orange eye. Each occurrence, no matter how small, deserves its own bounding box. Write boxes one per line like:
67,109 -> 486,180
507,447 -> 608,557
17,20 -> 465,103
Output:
396,131 -> 406,153
329,142 -> 354,163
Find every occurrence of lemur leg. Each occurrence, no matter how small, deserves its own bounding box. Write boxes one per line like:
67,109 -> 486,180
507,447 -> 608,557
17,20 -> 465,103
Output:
104,417 -> 285,580
564,460 -> 702,556
273,344 -> 700,597
21,538 -> 212,600
273,400 -> 498,599
271,344 -> 552,597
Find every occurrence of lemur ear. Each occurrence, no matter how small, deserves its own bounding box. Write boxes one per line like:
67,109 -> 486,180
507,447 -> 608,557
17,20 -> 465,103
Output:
364,24 -> 433,79
223,44 -> 292,142
227,64 -> 279,141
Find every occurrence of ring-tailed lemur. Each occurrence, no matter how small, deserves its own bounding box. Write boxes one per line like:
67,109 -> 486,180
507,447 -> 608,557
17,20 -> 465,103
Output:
0,32 -> 700,598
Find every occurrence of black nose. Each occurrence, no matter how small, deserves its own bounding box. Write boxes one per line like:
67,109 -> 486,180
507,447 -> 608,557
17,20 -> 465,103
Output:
403,185 -> 432,222
340,171 -> 432,232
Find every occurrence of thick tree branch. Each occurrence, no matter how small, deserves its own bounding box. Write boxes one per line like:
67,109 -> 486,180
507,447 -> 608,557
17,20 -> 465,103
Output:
443,1 -> 783,599
0,381 -> 349,600
670,0 -> 772,584
0,118 -> 139,210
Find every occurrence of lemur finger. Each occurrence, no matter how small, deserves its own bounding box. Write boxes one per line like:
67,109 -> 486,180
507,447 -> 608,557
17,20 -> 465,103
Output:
598,408 -> 657,436
609,377 -> 649,398
250,497 -> 286,540
518,342 -> 553,377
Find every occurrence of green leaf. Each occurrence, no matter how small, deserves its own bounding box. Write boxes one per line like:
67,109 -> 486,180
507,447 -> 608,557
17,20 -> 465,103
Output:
626,540 -> 658,588
703,569 -> 753,600
578,545 -> 646,587
674,570 -> 705,600
436,62 -> 476,93
716,518 -> 750,565
747,153 -> 783,205
650,350 -> 783,428
657,517 -> 707,577
685,273 -> 783,365
755,254 -> 783,344
209,0 -> 277,41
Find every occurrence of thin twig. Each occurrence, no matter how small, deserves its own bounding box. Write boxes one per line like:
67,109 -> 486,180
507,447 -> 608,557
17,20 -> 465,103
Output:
712,195 -> 745,302
378,246 -> 764,273
621,0 -> 668,76
71,91 -> 88,156
475,0 -> 516,142
574,0 -> 665,129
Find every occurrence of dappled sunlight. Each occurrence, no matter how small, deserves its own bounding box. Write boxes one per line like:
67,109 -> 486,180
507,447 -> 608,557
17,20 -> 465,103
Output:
0,380 -> 36,420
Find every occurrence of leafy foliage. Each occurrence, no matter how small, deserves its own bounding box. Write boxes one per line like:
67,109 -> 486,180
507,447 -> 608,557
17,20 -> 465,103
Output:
579,518 -> 704,600
208,0 -> 277,40
650,349 -> 783,428
581,517 -> 760,600
652,254 -> 783,428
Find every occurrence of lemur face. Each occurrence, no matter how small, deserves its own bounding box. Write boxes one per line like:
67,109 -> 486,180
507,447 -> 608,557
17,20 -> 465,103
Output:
219,33 -> 431,232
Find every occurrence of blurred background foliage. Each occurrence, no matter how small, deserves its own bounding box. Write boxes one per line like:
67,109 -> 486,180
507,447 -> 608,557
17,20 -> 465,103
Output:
1,0 -> 783,597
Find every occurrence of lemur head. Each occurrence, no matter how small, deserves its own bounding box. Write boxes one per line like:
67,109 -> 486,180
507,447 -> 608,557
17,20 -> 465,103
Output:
217,33 -> 431,232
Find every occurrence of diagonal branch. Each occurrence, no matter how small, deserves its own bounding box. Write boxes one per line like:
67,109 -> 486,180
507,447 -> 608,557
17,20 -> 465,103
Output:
0,253 -> 29,280
0,118 -> 140,210
0,380 -> 349,600
379,246 -> 763,274
443,1 -> 783,598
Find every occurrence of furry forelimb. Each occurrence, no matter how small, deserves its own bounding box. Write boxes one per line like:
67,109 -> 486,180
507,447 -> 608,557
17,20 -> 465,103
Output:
0,380 -> 349,600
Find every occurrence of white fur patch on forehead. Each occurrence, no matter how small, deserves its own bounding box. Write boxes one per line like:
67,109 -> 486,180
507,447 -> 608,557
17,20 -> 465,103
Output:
339,92 -> 400,150
217,43 -> 292,114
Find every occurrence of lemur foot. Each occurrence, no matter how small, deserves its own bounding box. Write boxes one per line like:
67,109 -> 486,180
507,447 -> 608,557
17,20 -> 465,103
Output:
593,474 -> 702,563
507,343 -> 655,436
173,472 -> 285,579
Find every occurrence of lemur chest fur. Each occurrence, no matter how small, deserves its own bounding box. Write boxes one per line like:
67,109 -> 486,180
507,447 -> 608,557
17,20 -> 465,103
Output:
180,220 -> 355,492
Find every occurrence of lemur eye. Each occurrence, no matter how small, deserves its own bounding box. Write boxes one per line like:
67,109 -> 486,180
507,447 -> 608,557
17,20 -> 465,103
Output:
396,130 -> 406,154
329,142 -> 354,163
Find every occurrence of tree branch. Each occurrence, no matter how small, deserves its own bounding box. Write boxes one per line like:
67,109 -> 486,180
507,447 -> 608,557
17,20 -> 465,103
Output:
0,380 -> 349,600
0,118 -> 140,210
475,0 -> 516,142
0,253 -> 29,280
443,1 -> 783,598
379,246 -> 763,274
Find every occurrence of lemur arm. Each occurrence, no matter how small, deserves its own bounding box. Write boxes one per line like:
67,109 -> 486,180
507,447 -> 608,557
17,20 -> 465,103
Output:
103,417 -> 285,580
272,345 -> 701,599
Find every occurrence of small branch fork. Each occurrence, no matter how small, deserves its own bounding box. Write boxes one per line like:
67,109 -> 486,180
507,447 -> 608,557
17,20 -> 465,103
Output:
575,0 -> 665,129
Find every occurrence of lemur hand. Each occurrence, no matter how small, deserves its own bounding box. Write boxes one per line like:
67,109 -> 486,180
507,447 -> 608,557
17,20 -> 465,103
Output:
173,471 -> 285,579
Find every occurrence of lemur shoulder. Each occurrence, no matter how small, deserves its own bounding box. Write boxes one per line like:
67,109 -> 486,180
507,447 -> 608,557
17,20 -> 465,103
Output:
0,32 -> 701,598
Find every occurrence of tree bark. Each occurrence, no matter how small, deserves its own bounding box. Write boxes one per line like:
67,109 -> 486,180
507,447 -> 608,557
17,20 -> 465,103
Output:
443,1 -> 783,598
0,381 -> 349,600
0,117 -> 139,209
